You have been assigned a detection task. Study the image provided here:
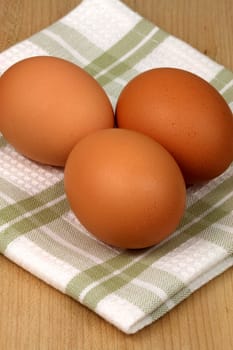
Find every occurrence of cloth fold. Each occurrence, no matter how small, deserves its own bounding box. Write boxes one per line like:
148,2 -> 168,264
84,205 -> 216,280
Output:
0,0 -> 233,334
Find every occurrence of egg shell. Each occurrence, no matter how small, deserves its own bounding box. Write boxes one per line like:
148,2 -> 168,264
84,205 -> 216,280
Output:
0,56 -> 114,166
115,68 -> 233,184
64,128 -> 186,249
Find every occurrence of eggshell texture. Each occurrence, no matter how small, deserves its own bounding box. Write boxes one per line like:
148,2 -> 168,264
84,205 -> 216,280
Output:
116,68 -> 233,184
0,56 -> 114,166
64,128 -> 186,249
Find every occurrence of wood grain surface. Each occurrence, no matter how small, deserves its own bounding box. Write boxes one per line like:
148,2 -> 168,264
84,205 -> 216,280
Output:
0,1 -> 233,349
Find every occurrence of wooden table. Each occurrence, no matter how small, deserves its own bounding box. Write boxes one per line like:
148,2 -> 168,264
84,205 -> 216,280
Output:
0,1 -> 233,349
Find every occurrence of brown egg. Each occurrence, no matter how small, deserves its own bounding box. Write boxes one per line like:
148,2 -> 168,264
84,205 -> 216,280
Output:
116,68 -> 233,184
0,56 -> 114,166
64,128 -> 186,249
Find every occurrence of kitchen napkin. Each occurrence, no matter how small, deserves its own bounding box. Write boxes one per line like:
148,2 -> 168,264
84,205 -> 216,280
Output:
0,0 -> 233,334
